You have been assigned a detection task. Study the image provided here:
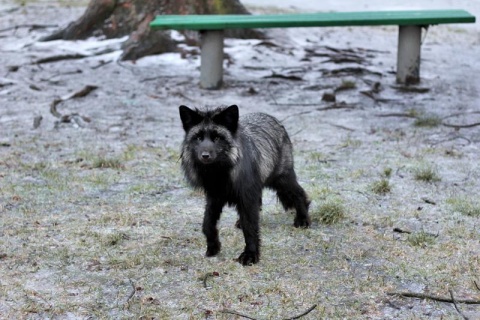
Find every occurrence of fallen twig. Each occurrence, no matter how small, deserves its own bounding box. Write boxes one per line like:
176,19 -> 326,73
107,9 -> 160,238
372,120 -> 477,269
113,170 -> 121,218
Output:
375,113 -> 416,118
91,60 -> 113,70
474,281 -> 480,292
388,291 -> 480,304
326,122 -> 355,132
324,67 -> 382,77
449,290 -> 469,320
393,228 -> 411,234
284,304 -> 317,320
50,85 -> 98,120
430,135 -> 471,146
422,197 -> 436,205
220,304 -> 317,320
64,85 -> 98,100
263,72 -> 303,81
124,279 -> 136,307
441,111 -> 480,120
35,53 -> 89,64
202,273 -> 214,289
220,309 -> 258,320
50,99 -> 63,118
442,122 -> 480,129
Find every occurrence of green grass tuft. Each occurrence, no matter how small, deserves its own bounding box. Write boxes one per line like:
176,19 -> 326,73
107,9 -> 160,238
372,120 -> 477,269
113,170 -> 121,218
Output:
314,199 -> 345,224
413,114 -> 442,127
92,156 -> 124,169
383,167 -> 392,178
371,179 -> 391,195
407,231 -> 436,247
336,80 -> 357,91
413,164 -> 441,182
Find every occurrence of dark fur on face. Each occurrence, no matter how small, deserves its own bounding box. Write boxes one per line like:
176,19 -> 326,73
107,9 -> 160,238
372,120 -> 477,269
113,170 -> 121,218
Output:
179,104 -> 310,265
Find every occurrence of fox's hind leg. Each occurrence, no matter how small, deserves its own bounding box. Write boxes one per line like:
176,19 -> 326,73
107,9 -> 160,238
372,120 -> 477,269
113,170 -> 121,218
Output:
203,196 -> 226,257
270,170 -> 311,228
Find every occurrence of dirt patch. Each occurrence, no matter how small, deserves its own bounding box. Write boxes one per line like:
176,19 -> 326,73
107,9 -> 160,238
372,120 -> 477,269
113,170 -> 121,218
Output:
1,2 -> 479,319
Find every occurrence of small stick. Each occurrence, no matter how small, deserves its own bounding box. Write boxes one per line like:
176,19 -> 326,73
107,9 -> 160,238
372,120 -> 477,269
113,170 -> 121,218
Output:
393,227 -> 411,234
220,309 -> 258,320
449,290 -> 469,320
124,279 -> 136,307
442,122 -> 480,129
219,304 -> 317,320
375,113 -> 416,118
388,291 -> 480,304
283,304 -> 317,320
202,273 -> 214,289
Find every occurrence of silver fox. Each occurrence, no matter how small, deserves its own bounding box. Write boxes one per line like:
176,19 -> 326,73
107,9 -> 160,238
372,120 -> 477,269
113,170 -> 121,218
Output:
179,105 -> 310,265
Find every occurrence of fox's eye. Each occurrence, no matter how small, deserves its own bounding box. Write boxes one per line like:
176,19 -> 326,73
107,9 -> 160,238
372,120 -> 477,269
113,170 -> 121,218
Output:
195,133 -> 204,141
212,134 -> 223,142
211,131 -> 223,142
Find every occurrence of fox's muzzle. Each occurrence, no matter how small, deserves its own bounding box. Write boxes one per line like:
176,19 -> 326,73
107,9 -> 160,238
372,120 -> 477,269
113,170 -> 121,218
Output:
197,140 -> 216,164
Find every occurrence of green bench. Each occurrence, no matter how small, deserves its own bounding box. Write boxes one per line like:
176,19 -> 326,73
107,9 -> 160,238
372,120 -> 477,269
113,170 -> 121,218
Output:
150,10 -> 475,89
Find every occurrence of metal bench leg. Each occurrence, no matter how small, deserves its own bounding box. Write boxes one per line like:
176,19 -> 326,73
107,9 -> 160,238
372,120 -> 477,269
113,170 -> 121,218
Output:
396,25 -> 422,84
200,30 -> 224,89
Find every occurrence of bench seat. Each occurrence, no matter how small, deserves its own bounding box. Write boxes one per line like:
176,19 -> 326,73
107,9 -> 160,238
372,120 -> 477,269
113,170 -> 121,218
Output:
150,10 -> 476,89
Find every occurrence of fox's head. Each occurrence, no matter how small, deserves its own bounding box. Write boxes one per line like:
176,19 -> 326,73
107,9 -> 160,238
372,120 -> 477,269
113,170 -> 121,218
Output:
179,105 -> 240,166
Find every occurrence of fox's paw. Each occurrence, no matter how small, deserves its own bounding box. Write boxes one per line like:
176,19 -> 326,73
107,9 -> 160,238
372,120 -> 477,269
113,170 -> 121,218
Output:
205,241 -> 221,257
294,216 -> 311,228
237,250 -> 259,266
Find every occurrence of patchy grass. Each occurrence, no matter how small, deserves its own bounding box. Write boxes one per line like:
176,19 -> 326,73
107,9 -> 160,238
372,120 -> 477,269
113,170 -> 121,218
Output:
407,231 -> 437,247
383,167 -> 392,178
371,178 -> 391,195
92,156 -> 124,169
413,164 -> 441,182
312,198 -> 346,224
447,197 -> 480,217
340,137 -> 362,148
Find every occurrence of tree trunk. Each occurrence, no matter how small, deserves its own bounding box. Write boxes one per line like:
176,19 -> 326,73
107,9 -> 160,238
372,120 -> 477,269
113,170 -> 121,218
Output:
41,0 -> 264,61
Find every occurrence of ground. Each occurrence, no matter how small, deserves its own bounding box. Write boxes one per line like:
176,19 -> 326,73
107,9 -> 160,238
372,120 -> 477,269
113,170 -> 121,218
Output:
1,1 -> 480,319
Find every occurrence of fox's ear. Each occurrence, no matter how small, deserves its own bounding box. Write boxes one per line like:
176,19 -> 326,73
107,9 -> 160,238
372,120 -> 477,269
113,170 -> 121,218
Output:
179,105 -> 203,132
214,105 -> 239,133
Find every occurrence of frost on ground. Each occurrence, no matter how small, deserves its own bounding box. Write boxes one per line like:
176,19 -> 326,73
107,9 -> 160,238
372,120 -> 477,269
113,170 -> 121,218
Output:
1,1 -> 480,319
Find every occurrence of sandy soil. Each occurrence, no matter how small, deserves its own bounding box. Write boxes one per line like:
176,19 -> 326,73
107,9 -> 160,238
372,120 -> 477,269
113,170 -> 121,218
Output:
1,1 -> 479,319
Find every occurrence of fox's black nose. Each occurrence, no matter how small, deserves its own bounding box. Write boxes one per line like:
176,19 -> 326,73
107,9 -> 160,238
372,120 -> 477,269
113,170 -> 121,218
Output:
201,152 -> 211,159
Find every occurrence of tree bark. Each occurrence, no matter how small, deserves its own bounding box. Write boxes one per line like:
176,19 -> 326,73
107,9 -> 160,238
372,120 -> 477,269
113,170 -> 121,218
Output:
41,0 -> 264,61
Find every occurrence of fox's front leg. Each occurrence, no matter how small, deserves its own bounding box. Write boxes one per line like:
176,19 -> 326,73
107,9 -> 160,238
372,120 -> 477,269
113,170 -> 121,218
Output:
203,196 -> 225,257
236,200 -> 261,265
